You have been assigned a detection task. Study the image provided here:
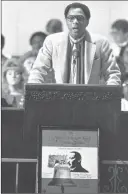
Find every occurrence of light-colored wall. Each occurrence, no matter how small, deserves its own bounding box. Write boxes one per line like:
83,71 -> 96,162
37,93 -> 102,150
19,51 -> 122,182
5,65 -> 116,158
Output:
2,1 -> 128,56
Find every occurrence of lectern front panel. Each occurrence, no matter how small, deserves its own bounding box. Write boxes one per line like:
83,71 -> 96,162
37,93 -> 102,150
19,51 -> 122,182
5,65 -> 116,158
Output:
37,126 -> 99,194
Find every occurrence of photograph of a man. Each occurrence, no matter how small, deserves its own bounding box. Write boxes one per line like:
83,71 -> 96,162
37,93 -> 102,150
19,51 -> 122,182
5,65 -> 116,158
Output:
67,151 -> 89,173
28,2 -> 121,86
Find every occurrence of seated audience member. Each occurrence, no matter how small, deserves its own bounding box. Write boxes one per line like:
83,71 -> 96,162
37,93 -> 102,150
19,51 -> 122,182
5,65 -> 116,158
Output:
116,44 -> 128,83
1,34 -> 8,66
45,19 -> 63,34
19,31 -> 47,81
110,19 -> 128,57
2,58 -> 25,108
116,43 -> 128,111
121,74 -> 128,111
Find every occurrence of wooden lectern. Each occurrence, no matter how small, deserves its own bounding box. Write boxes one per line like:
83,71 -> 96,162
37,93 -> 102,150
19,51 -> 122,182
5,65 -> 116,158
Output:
24,84 -> 121,158
23,84 -> 127,193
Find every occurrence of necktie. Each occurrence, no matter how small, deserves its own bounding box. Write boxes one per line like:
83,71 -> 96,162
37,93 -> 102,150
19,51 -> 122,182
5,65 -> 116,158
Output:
72,44 -> 80,64
69,34 -> 85,84
72,43 -> 80,83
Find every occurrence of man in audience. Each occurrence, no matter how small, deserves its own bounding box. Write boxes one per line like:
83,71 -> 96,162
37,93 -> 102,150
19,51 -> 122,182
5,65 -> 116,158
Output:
121,74 -> 128,111
116,44 -> 128,83
110,19 -> 128,57
110,20 -> 128,108
28,2 -> 121,85
19,31 -> 47,81
46,19 -> 63,34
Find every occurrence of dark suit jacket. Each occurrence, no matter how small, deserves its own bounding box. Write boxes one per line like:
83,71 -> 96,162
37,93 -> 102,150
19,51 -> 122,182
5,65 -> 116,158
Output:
70,165 -> 89,173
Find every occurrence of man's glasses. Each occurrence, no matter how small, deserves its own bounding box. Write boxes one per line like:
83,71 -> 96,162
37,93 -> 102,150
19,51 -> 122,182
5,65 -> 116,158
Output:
66,15 -> 85,22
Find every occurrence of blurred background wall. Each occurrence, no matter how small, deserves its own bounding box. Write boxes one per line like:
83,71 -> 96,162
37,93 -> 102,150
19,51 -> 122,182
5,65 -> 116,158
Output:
2,1 -> 128,56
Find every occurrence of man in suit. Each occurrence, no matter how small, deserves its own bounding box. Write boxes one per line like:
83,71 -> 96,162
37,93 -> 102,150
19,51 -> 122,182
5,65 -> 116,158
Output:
67,151 -> 88,173
28,2 -> 121,85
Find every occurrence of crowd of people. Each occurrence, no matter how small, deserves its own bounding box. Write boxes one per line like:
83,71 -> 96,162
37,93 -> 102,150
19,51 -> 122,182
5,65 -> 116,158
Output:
1,19 -> 63,108
1,2 -> 128,110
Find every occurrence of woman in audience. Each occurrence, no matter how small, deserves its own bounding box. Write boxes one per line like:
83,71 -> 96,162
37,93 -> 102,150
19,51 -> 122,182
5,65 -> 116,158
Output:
19,31 -> 47,81
2,58 -> 25,108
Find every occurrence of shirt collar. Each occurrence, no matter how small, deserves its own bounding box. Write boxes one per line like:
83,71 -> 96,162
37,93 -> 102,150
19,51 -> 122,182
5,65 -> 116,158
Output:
69,33 -> 85,44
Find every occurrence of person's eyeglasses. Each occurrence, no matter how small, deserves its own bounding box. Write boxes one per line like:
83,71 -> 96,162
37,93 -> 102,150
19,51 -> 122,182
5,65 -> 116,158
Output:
66,15 -> 85,22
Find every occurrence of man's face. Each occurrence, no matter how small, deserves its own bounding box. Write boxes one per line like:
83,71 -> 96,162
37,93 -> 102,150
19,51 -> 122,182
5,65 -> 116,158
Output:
67,153 -> 79,169
110,28 -> 128,46
31,35 -> 45,51
66,8 -> 89,39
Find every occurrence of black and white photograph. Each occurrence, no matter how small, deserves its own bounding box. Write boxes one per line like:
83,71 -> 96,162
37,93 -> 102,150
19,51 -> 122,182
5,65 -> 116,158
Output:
1,1 -> 128,193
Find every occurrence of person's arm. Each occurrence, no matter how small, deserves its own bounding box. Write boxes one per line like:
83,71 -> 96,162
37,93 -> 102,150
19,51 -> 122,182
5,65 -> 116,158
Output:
28,36 -> 53,83
100,39 -> 121,85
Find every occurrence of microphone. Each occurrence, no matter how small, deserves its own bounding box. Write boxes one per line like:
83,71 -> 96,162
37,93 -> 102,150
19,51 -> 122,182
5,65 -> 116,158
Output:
72,49 -> 80,59
72,49 -> 80,64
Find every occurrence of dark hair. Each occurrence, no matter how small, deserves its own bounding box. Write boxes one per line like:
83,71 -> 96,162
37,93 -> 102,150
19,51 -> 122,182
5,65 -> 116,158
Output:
55,160 -> 59,164
111,19 -> 128,33
70,151 -> 81,161
1,34 -> 5,49
64,2 -> 91,20
3,58 -> 24,78
29,31 -> 47,45
46,19 -> 63,34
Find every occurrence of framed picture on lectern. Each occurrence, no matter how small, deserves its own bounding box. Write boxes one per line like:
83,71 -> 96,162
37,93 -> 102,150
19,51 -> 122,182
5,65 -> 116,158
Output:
37,126 -> 99,194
